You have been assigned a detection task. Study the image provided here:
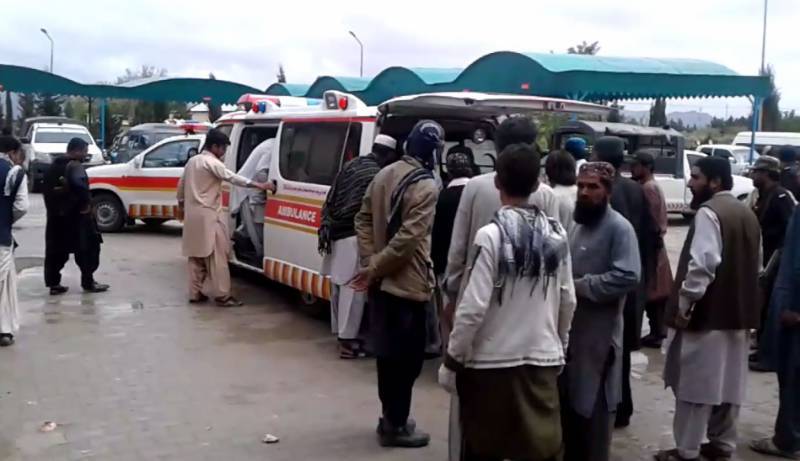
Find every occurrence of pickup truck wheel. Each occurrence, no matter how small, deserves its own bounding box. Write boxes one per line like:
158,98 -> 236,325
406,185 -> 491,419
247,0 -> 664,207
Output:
92,193 -> 126,233
27,171 -> 40,193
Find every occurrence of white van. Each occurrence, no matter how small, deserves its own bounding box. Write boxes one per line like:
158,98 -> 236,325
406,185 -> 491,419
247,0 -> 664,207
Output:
733,131 -> 800,154
223,90 -> 608,302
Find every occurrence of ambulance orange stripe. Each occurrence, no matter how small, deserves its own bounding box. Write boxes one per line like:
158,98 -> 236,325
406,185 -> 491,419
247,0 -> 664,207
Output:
89,177 -> 179,189
321,277 -> 331,300
281,264 -> 291,285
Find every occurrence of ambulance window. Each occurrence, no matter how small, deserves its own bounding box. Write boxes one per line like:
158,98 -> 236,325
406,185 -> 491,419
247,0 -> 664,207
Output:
279,122 -> 352,185
143,140 -> 199,168
237,126 -> 278,171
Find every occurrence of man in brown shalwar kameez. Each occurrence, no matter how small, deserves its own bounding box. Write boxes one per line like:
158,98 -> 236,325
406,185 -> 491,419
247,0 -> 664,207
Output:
631,152 -> 674,349
177,129 -> 272,307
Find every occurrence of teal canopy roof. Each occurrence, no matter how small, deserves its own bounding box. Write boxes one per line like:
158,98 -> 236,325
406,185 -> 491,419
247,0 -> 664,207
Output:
1,51 -> 770,105
266,51 -> 770,104
0,64 -> 260,103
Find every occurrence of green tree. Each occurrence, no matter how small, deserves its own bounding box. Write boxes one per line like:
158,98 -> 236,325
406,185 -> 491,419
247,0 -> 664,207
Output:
36,93 -> 64,116
277,64 -> 287,83
17,93 -> 36,120
760,66 -> 781,131
649,98 -> 667,127
567,41 -> 600,55
206,73 -> 222,122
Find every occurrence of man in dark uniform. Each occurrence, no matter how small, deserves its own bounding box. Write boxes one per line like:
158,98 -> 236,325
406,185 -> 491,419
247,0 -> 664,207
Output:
750,155 -> 796,372
778,146 -> 800,200
593,136 -> 656,428
43,138 -> 108,295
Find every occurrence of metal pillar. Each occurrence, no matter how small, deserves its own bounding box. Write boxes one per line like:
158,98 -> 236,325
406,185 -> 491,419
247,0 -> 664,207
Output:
749,96 -> 762,163
99,98 -> 107,150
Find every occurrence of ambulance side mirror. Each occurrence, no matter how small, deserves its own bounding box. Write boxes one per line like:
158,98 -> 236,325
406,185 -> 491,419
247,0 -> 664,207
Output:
133,155 -> 143,169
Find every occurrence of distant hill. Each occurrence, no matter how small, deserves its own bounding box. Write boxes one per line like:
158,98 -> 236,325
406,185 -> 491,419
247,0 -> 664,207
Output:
621,110 -> 713,129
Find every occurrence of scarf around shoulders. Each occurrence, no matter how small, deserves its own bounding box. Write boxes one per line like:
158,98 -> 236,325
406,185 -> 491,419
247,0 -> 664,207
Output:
491,205 -> 569,303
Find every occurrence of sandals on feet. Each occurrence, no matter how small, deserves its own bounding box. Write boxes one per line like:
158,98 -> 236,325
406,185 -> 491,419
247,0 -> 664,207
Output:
189,294 -> 209,304
654,449 -> 698,461
215,296 -> 244,307
750,437 -> 800,459
339,341 -> 368,359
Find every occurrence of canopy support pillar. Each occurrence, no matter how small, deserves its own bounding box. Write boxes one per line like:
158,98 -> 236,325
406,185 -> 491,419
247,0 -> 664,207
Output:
749,96 -> 762,163
99,98 -> 107,150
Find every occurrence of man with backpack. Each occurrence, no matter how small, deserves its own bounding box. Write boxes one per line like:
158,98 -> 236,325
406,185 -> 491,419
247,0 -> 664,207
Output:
43,138 -> 108,295
353,121 -> 442,448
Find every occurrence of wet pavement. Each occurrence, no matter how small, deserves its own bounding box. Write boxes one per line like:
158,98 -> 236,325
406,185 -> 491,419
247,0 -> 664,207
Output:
0,197 -> 780,460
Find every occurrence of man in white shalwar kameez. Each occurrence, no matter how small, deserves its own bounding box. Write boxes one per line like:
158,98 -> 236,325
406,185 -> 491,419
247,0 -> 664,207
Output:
657,157 -> 762,461
0,136 -> 29,347
231,138 -> 274,255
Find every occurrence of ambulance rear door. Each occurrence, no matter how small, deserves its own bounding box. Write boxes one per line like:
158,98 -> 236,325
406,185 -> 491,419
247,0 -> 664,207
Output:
263,117 -> 367,298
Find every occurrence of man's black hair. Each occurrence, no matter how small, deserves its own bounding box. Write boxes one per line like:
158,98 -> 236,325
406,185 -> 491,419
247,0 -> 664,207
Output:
594,136 -> 625,169
545,150 -> 576,186
633,151 -> 656,172
204,128 -> 231,150
0,135 -> 21,153
696,156 -> 733,191
67,137 -> 89,153
496,143 -> 540,198
495,116 -> 538,151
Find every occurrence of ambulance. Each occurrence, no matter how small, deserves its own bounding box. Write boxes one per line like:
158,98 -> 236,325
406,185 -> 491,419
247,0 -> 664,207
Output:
87,95 -> 317,232
221,90 -> 609,303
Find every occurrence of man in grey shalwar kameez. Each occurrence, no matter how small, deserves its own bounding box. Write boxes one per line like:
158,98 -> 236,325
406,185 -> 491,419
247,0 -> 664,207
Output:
657,157 -> 761,461
562,162 -> 641,461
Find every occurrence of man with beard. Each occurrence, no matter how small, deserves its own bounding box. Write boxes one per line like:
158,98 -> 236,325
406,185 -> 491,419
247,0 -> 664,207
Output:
319,135 -> 399,359
749,156 -> 796,372
353,120 -> 442,448
631,152 -> 674,349
442,116 -> 562,460
593,136 -> 654,428
562,162 -> 641,461
656,157 -> 761,461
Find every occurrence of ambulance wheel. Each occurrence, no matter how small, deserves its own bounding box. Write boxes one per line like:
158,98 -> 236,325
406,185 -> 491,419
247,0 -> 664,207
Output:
143,218 -> 168,228
300,291 -> 317,305
92,193 -> 125,233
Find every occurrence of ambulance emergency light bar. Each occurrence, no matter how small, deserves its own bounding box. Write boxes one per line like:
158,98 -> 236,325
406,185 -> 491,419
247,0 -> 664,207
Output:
239,94 -> 323,113
323,91 -> 366,111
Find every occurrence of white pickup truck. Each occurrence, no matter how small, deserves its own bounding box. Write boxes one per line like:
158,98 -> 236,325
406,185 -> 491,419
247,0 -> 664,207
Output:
663,150 -> 753,217
552,121 -> 754,217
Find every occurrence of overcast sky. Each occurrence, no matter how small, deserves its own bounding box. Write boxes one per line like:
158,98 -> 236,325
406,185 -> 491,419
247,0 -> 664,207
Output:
2,0 -> 798,117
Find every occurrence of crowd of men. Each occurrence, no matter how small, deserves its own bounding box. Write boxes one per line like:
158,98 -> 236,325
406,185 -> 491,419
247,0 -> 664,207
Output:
319,118 -> 800,460
1,118 -> 800,460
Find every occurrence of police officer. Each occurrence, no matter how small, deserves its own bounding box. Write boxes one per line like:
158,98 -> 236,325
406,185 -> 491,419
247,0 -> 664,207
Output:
778,146 -> 800,200
750,155 -> 796,371
43,138 -> 108,295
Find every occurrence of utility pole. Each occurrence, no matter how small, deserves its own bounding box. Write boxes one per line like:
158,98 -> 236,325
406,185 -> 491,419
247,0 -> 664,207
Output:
348,31 -> 364,78
40,28 -> 54,73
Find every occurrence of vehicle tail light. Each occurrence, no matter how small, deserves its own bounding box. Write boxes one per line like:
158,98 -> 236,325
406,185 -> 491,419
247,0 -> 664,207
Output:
338,97 -> 348,110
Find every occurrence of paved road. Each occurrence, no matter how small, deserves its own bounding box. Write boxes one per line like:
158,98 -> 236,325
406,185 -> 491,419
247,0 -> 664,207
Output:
0,196 -> 780,460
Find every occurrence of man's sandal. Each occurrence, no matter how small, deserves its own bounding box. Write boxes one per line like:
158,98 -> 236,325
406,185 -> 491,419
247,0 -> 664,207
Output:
653,449 -> 699,461
750,438 -> 800,459
189,294 -> 209,304
215,296 -> 244,307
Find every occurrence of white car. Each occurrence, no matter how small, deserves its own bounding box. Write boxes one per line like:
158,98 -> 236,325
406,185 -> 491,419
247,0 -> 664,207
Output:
696,144 -> 758,175
663,150 -> 754,217
23,122 -> 106,192
88,133 -> 206,232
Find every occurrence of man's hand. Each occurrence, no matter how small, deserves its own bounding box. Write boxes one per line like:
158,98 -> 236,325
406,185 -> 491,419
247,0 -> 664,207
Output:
438,365 -> 457,394
780,311 -> 800,328
253,182 -> 275,193
348,268 -> 373,292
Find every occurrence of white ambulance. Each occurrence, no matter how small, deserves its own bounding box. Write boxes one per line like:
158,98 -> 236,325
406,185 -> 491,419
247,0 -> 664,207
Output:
87,95 -> 318,232
223,90 -> 609,302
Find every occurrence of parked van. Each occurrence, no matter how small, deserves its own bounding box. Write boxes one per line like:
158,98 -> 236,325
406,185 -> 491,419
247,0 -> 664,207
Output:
553,121 -> 753,216
733,131 -> 800,154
